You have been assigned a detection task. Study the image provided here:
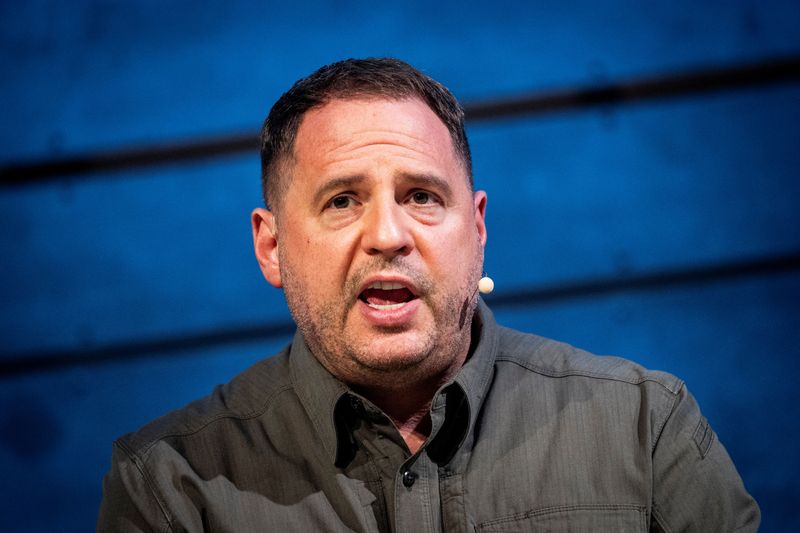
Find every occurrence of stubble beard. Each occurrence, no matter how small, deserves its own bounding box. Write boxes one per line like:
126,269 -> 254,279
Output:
280,254 -> 481,390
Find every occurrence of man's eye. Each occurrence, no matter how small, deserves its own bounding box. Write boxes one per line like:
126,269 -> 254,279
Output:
329,195 -> 353,209
410,191 -> 434,204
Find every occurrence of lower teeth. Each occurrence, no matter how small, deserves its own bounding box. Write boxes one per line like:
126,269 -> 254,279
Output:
368,302 -> 404,310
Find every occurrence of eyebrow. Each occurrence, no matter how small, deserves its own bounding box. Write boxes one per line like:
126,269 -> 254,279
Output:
311,171 -> 455,206
312,175 -> 366,206
396,171 -> 454,199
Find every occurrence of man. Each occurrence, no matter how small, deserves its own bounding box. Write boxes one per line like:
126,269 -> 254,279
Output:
98,58 -> 759,531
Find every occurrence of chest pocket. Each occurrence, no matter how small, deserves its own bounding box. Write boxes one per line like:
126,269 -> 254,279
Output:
477,503 -> 647,533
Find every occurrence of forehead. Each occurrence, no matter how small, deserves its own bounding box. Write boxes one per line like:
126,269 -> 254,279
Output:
290,97 -> 465,182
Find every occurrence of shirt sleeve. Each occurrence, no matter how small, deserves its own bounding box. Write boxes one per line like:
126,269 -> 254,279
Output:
650,383 -> 760,532
96,442 -> 171,532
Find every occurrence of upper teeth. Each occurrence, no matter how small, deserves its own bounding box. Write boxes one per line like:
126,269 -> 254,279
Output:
367,281 -> 405,290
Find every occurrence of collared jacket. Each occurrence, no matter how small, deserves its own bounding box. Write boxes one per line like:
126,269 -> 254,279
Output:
97,301 -> 759,532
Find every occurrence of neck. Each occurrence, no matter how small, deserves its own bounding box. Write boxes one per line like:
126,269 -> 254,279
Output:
347,305 -> 480,453
355,382 -> 436,454
354,345 -> 468,452
396,410 -> 431,454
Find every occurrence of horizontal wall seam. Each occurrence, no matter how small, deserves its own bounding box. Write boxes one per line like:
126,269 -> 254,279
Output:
1,55 -> 799,186
2,251 -> 798,377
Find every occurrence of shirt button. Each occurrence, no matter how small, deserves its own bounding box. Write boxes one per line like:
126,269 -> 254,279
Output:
402,470 -> 417,488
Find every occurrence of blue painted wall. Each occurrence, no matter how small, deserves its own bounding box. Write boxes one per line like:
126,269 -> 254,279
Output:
1,1 -> 798,531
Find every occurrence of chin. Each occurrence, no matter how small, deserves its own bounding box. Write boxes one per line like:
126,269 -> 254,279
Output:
353,334 -> 435,372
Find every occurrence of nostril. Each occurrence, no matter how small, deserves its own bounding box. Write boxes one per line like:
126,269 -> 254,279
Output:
362,207 -> 414,256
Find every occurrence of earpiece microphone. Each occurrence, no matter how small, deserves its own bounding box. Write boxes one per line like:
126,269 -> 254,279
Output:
478,275 -> 494,294
460,272 -> 495,328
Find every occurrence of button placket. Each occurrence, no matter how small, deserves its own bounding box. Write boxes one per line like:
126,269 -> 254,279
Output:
394,453 -> 442,532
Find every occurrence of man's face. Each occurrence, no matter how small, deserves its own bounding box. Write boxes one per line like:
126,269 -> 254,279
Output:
253,97 -> 487,390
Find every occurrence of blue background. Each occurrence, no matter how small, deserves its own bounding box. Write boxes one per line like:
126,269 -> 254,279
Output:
1,1 -> 798,530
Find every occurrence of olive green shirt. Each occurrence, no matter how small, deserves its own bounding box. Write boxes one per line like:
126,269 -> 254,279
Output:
97,301 -> 759,531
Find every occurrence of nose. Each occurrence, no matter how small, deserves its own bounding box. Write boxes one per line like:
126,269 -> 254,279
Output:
361,198 -> 414,259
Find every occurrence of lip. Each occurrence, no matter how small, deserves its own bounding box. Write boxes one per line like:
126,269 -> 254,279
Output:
357,274 -> 420,298
356,274 -> 421,327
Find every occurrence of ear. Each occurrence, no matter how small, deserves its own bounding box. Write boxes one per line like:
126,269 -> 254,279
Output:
251,208 -> 282,288
473,190 -> 488,247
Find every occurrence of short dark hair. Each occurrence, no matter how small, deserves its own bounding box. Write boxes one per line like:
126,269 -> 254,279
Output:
259,57 -> 472,210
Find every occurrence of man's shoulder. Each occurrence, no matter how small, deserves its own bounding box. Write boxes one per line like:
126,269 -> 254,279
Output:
115,345 -> 295,459
494,325 -> 683,395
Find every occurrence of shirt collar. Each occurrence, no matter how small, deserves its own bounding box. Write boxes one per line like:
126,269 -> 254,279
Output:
427,299 -> 499,464
289,330 -> 350,465
452,298 -> 500,419
289,298 -> 500,467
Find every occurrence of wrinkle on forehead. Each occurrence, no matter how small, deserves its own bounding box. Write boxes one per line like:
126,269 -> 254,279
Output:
319,141 -> 445,174
324,130 -> 437,158
292,98 -> 463,180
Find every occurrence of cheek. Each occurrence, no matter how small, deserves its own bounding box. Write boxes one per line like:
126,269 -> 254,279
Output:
292,233 -> 354,280
283,223 -> 327,261
432,218 -> 481,258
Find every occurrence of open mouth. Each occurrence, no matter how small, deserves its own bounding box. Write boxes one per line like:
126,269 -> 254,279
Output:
358,281 -> 417,310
